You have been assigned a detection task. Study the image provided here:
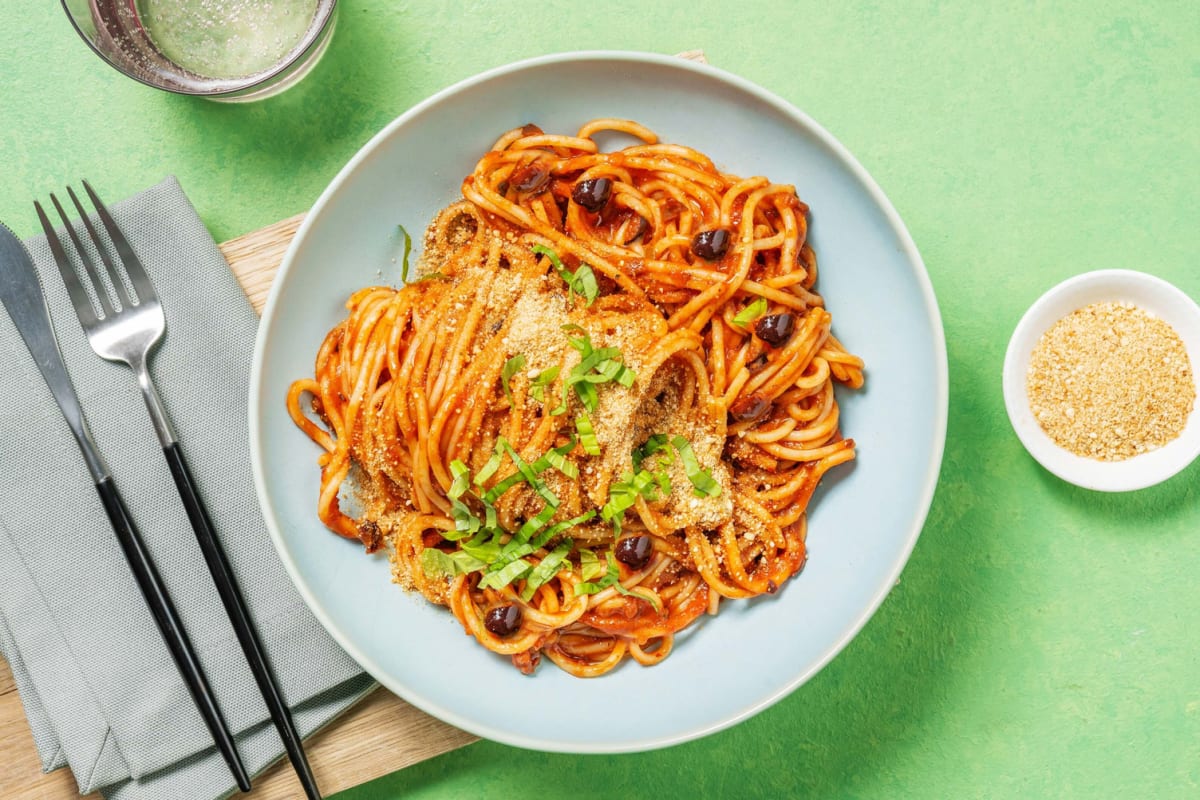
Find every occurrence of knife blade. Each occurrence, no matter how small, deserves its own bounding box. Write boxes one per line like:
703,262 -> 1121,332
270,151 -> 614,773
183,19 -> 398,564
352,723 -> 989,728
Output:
0,221 -> 106,479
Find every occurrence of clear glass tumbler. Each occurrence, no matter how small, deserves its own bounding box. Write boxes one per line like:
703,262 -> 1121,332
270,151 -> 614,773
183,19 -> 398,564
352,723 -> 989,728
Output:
61,0 -> 338,102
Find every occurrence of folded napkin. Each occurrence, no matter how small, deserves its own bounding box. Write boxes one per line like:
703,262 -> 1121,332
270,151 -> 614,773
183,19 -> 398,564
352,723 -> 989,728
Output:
0,177 -> 373,799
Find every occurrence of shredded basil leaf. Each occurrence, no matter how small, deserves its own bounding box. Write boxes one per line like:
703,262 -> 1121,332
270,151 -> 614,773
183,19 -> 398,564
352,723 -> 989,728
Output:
613,580 -> 662,612
559,329 -> 637,413
448,460 -> 470,499
441,460 -> 488,540
520,540 -> 574,601
671,436 -> 722,497
461,531 -> 502,563
446,496 -> 482,539
501,354 -> 526,403
515,503 -> 560,543
549,381 -> 570,416
481,436 -> 567,507
474,445 -> 503,487
576,411 -> 600,456
493,539 -> 536,567
533,244 -> 599,307
573,263 -> 599,306
483,470 -> 525,504
529,366 -> 560,403
571,551 -> 661,608
397,223 -> 413,284
531,509 -> 596,549
574,380 -> 600,412
477,557 -> 533,590
733,297 -> 768,328
420,547 -> 486,577
531,437 -> 578,480
578,548 -> 605,582
575,552 -> 620,595
632,434 -> 673,471
601,468 -> 664,534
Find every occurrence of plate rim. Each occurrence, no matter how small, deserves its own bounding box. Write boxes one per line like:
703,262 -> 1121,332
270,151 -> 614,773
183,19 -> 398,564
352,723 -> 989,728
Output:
249,49 -> 949,752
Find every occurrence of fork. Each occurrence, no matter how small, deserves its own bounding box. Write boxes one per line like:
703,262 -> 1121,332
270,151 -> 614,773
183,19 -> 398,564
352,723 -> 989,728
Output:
37,182 -> 323,800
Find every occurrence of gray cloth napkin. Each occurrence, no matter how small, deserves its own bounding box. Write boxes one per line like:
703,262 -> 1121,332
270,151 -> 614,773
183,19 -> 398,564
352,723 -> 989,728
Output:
0,177 -> 373,799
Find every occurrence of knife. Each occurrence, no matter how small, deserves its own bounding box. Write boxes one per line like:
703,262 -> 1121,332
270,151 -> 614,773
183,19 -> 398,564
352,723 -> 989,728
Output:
0,222 -> 252,792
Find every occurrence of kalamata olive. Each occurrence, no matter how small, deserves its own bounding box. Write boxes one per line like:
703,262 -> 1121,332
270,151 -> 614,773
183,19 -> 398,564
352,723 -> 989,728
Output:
572,177 -> 612,212
729,394 -> 771,423
484,604 -> 522,637
511,162 -> 551,194
746,352 -> 770,373
691,228 -> 732,260
624,215 -> 650,244
755,313 -> 796,347
614,535 -> 653,570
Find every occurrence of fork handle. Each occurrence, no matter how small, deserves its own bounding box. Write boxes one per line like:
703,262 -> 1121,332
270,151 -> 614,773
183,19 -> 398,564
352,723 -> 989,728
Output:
162,443 -> 323,800
93,476 -> 252,793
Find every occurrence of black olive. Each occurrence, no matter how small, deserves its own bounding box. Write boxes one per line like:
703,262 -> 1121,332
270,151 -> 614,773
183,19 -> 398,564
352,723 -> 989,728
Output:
729,394 -> 771,423
484,604 -> 522,637
572,177 -> 612,212
691,228 -> 732,261
357,520 -> 382,552
614,535 -> 653,570
755,313 -> 796,347
511,162 -> 550,194
624,215 -> 650,244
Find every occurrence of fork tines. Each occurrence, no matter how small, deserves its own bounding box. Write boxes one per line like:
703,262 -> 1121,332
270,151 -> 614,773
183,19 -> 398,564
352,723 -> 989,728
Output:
35,180 -> 157,326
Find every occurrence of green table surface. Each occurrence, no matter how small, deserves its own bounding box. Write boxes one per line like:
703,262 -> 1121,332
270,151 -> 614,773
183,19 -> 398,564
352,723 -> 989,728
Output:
3,2 -> 1198,798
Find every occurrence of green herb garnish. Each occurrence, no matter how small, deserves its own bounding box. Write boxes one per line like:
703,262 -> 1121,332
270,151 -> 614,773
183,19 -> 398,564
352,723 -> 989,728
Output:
520,540 -> 574,601
444,460 -> 482,539
515,502 -> 560,543
501,354 -> 526,403
601,468 -> 665,534
420,547 -> 487,577
531,510 -> 596,549
575,552 -> 620,595
732,297 -> 768,328
529,366 -> 560,403
579,548 -> 605,581
533,244 -> 599,307
671,436 -> 721,497
474,445 -> 503,488
632,433 -> 673,472
575,411 -> 600,456
477,557 -> 534,590
531,437 -> 579,480
397,223 -> 413,284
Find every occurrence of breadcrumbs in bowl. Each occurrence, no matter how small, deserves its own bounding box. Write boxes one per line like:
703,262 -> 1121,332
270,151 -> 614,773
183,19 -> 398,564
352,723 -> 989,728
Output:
1003,269 -> 1200,492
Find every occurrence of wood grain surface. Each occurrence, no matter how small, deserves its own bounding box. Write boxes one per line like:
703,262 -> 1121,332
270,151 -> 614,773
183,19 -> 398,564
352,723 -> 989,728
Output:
0,214 -> 476,800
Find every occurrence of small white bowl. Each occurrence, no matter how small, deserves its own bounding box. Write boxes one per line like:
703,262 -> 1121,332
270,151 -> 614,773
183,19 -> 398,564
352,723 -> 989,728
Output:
1003,269 -> 1200,491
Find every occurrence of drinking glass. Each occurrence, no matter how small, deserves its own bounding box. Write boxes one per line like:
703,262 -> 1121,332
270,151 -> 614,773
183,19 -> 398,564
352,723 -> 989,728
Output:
61,0 -> 338,102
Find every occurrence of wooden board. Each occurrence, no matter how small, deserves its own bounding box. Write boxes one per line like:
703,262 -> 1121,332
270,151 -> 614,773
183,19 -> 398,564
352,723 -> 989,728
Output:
0,213 -> 477,800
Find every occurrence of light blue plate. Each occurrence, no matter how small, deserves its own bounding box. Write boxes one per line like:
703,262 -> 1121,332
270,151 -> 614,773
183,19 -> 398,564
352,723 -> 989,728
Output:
249,51 -> 947,753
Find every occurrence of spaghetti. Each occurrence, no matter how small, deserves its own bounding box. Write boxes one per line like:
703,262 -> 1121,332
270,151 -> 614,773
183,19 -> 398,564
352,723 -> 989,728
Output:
288,120 -> 864,677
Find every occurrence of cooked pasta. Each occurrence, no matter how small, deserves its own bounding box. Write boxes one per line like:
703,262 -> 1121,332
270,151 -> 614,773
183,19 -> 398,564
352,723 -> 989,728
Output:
288,120 -> 864,676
